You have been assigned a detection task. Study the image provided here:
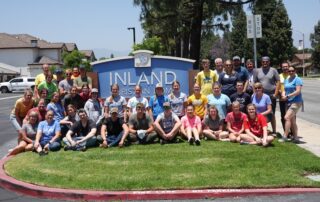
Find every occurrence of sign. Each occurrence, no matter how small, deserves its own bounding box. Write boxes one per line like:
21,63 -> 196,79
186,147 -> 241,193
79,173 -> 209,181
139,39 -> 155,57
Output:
133,50 -> 152,67
91,50 -> 195,98
247,15 -> 262,38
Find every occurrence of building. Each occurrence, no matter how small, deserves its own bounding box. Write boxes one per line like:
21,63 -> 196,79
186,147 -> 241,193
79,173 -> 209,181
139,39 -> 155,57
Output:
290,53 -> 313,75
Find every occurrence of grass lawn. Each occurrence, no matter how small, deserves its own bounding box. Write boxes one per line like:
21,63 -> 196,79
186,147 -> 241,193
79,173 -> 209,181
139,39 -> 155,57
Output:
4,141 -> 320,191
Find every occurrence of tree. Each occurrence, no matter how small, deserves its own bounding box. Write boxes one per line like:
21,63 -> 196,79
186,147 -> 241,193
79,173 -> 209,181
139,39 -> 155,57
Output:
229,6 -> 253,60
252,0 -> 293,67
133,36 -> 166,55
62,50 -> 91,71
310,20 -> 320,71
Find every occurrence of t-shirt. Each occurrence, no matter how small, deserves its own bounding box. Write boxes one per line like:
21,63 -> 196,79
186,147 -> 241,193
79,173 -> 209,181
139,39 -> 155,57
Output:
203,115 -> 222,131
84,99 -> 103,123
234,66 -> 249,83
196,70 -> 218,96
168,92 -> 187,117
21,123 -> 38,140
218,72 -> 238,97
129,113 -> 153,130
35,73 -> 57,86
279,73 -> 289,93
253,67 -> 280,95
74,76 -> 92,88
102,117 -> 124,136
64,94 -> 84,109
25,107 -> 47,122
38,120 -> 61,143
127,96 -> 149,114
244,114 -> 267,137
225,112 -> 247,132
47,102 -> 64,122
187,94 -> 208,119
11,98 -> 34,118
251,93 -> 271,114
37,81 -> 58,100
284,76 -> 303,104
58,79 -> 74,93
104,95 -> 127,118
230,92 -> 251,113
148,95 -> 169,120
70,119 -> 96,137
181,115 -> 201,129
155,112 -> 179,133
207,93 -> 231,119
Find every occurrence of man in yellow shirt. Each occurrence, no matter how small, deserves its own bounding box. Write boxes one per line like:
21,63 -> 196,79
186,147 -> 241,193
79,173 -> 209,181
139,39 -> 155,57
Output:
196,59 -> 218,96
34,64 -> 56,99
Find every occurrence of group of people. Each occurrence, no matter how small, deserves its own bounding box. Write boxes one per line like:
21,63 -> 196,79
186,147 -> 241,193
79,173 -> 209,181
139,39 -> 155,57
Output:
8,56 -> 303,155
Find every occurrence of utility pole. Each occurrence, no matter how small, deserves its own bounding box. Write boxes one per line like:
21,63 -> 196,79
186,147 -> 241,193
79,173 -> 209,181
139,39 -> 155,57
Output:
127,27 -> 136,46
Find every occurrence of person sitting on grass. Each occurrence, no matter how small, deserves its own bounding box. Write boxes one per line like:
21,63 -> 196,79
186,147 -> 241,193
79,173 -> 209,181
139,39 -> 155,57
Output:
34,110 -> 61,155
226,101 -> 247,143
98,107 -> 129,148
153,102 -> 181,144
180,104 -> 202,145
202,105 -> 229,141
240,104 -> 274,146
8,111 -> 40,156
23,98 -> 47,124
128,103 -> 158,144
63,109 -> 98,151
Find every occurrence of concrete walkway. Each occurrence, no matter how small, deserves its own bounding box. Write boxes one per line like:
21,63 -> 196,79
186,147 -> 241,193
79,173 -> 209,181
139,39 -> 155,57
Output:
275,112 -> 320,157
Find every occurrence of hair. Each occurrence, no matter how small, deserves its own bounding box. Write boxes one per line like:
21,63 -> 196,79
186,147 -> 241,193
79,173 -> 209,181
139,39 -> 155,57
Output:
236,81 -> 244,86
136,102 -> 145,110
201,58 -> 210,64
29,111 -> 39,121
38,88 -> 48,97
51,92 -> 60,102
108,83 -> 120,102
232,101 -> 240,108
45,72 -> 53,80
77,108 -> 87,115
212,82 -> 221,88
187,103 -> 195,109
46,110 -> 54,117
247,103 -> 257,111
224,59 -> 233,74
24,88 -> 33,97
214,58 -> 222,64
246,59 -> 254,64
82,84 -> 89,89
170,80 -> 180,99
71,86 -> 77,91
253,82 -> 263,89
208,105 -> 220,120
37,98 -> 46,106
65,68 -> 72,73
67,104 -> 76,111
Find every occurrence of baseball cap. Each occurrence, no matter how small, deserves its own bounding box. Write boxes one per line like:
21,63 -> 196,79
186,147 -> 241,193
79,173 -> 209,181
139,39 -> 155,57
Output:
55,68 -> 63,74
110,107 -> 118,114
163,102 -> 171,109
155,83 -> 163,88
233,56 -> 241,61
91,88 -> 98,93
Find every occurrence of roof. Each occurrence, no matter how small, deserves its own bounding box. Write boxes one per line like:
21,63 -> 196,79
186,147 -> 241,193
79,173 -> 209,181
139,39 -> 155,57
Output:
65,43 -> 78,52
0,33 -> 65,49
294,53 -> 312,60
29,56 -> 62,65
0,62 -> 20,74
80,50 -> 95,57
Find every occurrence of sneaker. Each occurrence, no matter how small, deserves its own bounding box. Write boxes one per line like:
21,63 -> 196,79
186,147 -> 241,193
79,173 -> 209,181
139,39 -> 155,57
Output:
160,139 -> 167,145
292,138 -> 301,144
188,137 -> 194,145
39,151 -> 48,156
195,139 -> 201,146
76,145 -> 86,152
278,137 -> 290,143
64,145 -> 76,151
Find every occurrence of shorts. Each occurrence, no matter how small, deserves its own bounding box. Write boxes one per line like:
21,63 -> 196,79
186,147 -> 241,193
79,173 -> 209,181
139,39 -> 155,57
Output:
264,113 -> 273,123
288,102 -> 302,114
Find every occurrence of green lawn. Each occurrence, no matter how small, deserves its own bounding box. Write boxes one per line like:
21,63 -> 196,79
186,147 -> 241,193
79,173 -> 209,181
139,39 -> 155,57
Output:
4,141 -> 320,191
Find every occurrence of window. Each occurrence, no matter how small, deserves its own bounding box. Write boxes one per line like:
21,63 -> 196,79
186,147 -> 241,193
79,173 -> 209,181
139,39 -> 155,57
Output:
28,78 -> 35,82
10,79 -> 23,83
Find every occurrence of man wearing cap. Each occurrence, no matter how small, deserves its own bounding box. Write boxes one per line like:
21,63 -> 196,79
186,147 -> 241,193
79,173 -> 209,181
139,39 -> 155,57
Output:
148,83 -> 169,121
74,65 -> 92,92
253,56 -> 280,135
84,88 -> 103,124
128,103 -> 158,144
154,102 -> 181,144
34,63 -> 57,99
233,56 -> 249,93
99,107 -> 129,148
196,59 -> 218,96
63,108 -> 98,151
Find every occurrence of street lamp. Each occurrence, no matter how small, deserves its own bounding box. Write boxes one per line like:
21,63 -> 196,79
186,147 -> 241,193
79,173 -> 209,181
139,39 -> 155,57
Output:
293,29 -> 305,77
127,27 -> 136,46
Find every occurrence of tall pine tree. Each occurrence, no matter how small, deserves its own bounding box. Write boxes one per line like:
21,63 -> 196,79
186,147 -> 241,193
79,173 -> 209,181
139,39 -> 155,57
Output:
310,20 -> 320,71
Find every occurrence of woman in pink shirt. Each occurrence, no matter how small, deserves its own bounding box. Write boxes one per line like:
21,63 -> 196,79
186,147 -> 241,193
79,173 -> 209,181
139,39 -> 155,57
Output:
180,104 -> 202,145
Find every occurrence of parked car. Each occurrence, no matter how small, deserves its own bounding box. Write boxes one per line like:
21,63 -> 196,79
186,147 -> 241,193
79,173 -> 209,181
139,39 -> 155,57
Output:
0,77 -> 35,93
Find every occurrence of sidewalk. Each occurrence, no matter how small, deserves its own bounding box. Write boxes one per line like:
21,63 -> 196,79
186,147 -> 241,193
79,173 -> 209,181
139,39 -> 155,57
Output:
275,112 -> 320,157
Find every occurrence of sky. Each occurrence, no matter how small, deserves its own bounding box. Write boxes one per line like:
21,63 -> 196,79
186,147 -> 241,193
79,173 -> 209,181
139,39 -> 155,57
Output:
0,0 -> 319,59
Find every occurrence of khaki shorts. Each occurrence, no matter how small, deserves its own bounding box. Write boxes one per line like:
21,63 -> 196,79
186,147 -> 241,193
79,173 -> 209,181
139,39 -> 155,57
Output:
288,102 -> 302,114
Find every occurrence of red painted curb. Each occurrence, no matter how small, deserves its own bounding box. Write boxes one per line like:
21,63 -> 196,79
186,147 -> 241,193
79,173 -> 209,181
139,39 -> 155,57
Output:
1,156 -> 320,200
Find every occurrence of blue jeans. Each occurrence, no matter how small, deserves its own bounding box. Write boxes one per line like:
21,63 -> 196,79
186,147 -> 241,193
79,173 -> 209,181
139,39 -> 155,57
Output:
40,139 -> 61,151
97,131 -> 123,147
63,136 -> 97,148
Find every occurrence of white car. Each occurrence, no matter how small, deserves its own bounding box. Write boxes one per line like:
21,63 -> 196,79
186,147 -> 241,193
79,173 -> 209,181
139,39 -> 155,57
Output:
0,77 -> 35,93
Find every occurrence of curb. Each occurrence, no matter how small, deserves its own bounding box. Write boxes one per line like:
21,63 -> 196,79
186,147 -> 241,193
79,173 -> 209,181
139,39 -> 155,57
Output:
1,156 -> 320,201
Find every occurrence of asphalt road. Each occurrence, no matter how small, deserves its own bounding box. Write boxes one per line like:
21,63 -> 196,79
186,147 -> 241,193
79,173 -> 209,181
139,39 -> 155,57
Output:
0,79 -> 319,201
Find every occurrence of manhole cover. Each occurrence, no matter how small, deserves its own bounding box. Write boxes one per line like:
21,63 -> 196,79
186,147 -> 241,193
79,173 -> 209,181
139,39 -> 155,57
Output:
306,175 -> 320,181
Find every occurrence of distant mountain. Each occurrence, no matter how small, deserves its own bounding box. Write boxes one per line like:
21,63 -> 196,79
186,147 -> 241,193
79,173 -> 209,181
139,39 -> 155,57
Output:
93,48 -> 131,60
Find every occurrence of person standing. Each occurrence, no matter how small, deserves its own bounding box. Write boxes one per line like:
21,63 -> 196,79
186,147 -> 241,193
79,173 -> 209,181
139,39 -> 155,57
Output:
279,62 -> 290,131
218,59 -> 238,97
246,59 -> 255,96
253,56 -> 280,135
232,56 -> 249,92
34,63 -> 56,99
196,59 -> 218,96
